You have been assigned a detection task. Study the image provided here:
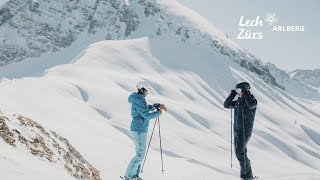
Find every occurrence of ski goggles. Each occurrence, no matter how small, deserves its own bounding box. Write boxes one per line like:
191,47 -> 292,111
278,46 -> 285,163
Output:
141,87 -> 151,95
235,88 -> 243,94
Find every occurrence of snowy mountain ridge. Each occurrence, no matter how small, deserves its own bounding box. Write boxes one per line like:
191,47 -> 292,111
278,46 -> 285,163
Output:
1,0 -> 318,101
1,0 -> 282,90
1,38 -> 320,179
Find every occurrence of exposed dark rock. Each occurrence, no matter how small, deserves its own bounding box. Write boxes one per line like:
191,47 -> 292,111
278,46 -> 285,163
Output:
0,114 -> 101,180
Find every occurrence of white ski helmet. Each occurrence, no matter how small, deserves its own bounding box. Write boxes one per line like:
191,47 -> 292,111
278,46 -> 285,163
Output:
136,81 -> 152,95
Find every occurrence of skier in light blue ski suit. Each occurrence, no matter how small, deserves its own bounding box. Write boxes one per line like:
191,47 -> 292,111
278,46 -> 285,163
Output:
124,82 -> 166,180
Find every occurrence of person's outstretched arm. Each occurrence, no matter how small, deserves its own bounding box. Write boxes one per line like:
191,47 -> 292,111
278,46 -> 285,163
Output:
135,100 -> 161,120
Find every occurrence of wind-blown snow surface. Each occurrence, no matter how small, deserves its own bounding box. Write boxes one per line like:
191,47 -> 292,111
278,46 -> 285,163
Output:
1,38 -> 320,180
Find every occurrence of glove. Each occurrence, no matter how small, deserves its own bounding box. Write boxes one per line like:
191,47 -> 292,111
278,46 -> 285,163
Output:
156,104 -> 161,110
231,90 -> 237,97
159,104 -> 168,112
154,103 -> 160,109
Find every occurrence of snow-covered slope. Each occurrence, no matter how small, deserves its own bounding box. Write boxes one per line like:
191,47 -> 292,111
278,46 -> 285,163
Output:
289,69 -> 320,88
267,63 -> 320,100
1,38 -> 320,180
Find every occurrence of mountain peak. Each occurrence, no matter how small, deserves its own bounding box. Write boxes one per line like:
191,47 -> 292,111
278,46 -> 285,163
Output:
0,0 -> 285,91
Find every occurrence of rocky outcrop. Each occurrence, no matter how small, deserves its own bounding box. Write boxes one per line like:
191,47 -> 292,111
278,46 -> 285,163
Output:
0,0 -> 29,26
0,0 -> 139,66
0,114 -> 101,180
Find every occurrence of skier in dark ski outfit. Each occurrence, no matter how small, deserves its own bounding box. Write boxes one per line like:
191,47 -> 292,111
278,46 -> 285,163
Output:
224,82 -> 258,180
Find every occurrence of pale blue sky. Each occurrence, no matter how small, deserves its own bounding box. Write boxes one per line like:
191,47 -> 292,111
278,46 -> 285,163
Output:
178,0 -> 319,70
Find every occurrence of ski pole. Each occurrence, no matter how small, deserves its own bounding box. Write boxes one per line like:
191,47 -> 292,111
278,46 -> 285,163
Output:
242,107 -> 247,173
141,118 -> 157,173
231,109 -> 233,168
158,117 -> 164,173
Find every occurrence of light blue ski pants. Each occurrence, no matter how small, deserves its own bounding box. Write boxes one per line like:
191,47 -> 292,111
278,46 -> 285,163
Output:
125,131 -> 147,179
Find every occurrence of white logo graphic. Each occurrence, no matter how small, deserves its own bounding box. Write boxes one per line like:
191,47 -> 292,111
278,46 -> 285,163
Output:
237,12 -> 304,40
265,12 -> 278,26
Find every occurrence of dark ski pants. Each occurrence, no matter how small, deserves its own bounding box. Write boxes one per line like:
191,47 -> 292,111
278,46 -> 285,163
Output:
234,130 -> 253,179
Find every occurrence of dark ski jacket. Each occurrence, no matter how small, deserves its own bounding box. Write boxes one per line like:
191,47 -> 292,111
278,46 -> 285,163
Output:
224,90 -> 257,133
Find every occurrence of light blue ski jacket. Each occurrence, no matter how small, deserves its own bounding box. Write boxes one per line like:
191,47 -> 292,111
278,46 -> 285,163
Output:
128,92 -> 161,132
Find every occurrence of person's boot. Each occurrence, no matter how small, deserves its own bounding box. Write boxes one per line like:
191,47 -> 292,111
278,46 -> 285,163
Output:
242,176 -> 258,180
129,177 -> 142,180
133,176 -> 143,180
